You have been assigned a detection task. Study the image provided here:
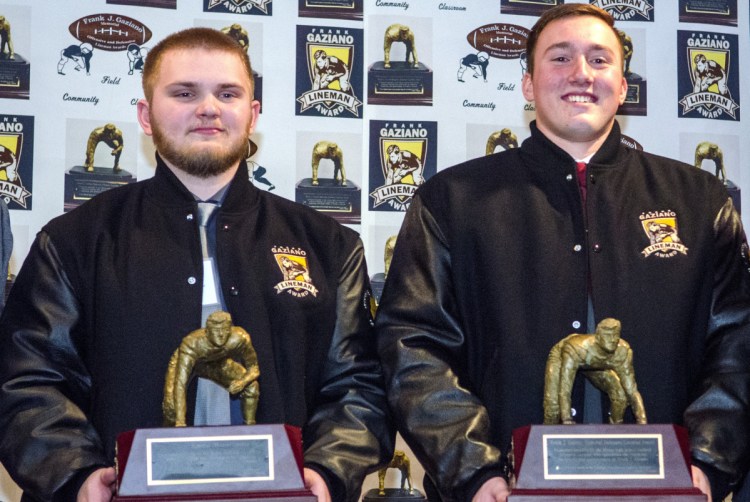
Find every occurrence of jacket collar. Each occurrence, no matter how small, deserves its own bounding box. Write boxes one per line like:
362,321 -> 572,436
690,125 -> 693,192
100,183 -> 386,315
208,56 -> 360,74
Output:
521,120 -> 627,174
146,153 -> 259,212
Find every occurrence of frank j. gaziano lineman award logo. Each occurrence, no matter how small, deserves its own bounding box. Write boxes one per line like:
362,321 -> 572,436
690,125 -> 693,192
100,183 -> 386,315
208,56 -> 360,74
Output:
0,115 -> 33,209
272,246 -> 319,298
678,31 -> 740,121
640,210 -> 688,258
296,26 -> 363,118
369,121 -> 436,212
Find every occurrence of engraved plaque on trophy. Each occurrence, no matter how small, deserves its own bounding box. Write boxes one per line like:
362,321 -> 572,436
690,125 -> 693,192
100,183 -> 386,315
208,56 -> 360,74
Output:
500,0 -> 561,16
64,124 -> 135,212
508,425 -> 706,501
298,0 -> 362,21
296,140 -> 361,223
0,14 -> 29,100
113,425 -> 316,501
113,312 -> 316,501
679,0 -> 737,27
367,24 -> 432,106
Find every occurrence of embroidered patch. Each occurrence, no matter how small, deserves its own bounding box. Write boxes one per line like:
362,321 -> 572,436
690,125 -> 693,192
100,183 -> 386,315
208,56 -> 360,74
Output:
272,246 -> 319,298
640,210 -> 689,258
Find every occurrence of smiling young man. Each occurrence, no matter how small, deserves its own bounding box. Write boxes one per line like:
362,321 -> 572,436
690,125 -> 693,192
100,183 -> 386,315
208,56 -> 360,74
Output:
0,28 -> 392,502
375,4 -> 749,502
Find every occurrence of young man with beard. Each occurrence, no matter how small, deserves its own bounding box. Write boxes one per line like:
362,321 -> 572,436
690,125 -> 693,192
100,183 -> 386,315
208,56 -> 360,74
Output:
0,28 -> 392,502
376,4 -> 749,502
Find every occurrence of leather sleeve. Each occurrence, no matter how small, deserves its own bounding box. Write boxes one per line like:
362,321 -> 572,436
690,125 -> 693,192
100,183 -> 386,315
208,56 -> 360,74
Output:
375,195 -> 503,501
303,239 -> 395,502
685,197 -> 750,494
0,231 -> 109,501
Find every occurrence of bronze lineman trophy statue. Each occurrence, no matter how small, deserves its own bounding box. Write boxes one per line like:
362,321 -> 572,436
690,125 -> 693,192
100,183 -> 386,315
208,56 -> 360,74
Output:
362,451 -> 425,501
0,13 -> 30,100
295,140 -> 361,223
64,123 -> 136,212
367,23 -> 433,106
508,319 -> 706,501
113,311 -> 315,501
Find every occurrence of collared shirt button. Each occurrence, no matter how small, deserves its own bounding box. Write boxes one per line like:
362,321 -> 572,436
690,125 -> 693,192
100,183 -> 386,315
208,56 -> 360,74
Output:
566,174 -> 573,181
186,213 -> 194,221
187,276 -> 197,285
229,286 -> 239,296
572,320 -> 581,329
593,243 -> 602,253
573,244 -> 582,252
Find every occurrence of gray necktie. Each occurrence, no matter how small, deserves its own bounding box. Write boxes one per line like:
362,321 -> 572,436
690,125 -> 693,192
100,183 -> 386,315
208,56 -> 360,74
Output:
193,202 -> 231,425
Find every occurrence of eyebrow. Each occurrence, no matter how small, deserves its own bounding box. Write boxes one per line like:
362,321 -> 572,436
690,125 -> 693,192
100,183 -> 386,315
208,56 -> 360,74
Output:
165,82 -> 248,91
544,41 -> 616,55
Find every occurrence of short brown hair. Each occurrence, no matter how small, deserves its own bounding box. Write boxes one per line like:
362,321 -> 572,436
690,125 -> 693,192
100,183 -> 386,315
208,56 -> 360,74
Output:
141,27 -> 254,101
525,3 -> 622,75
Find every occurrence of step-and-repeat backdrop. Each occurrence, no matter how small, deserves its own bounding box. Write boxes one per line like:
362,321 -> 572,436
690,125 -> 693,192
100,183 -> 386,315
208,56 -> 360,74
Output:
0,0 -> 747,499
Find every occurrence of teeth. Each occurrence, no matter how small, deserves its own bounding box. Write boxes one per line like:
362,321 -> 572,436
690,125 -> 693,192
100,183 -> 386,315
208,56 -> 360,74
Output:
567,95 -> 593,103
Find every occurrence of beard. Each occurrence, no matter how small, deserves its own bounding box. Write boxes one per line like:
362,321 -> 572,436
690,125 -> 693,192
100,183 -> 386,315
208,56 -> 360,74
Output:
150,117 -> 249,179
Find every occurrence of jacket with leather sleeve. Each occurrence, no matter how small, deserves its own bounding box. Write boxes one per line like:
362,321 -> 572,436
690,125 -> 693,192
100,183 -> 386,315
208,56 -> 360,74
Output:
375,121 -> 750,500
0,157 -> 393,501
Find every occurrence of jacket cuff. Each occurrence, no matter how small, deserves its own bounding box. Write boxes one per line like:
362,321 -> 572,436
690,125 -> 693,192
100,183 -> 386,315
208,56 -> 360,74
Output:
460,466 -> 506,501
54,465 -> 109,502
303,462 -> 346,501
692,459 -> 733,502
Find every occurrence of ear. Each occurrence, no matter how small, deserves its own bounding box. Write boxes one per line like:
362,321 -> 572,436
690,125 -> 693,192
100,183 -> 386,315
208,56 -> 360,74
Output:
521,72 -> 534,102
136,98 -> 153,136
247,99 -> 261,136
618,76 -> 627,105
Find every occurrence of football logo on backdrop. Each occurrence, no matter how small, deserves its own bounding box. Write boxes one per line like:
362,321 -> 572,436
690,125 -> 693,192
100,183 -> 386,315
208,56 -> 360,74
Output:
272,246 -> 319,298
640,210 -> 688,258
678,31 -> 740,121
69,14 -> 152,51
296,27 -> 363,118
462,23 -> 528,86
0,116 -> 33,209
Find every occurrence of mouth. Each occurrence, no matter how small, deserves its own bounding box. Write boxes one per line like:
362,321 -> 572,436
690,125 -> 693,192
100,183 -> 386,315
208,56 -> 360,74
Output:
563,93 -> 596,104
190,127 -> 225,138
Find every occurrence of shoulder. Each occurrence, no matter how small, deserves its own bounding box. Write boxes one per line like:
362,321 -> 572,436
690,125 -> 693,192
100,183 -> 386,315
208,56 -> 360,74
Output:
255,190 -> 360,248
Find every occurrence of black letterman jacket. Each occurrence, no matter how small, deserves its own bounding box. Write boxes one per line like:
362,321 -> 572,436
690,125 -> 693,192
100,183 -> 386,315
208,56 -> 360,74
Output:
376,121 -> 750,500
0,156 -> 394,501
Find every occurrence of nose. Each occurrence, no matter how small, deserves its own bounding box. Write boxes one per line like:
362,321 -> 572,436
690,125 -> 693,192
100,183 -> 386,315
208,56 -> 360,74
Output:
570,55 -> 593,84
196,94 -> 220,118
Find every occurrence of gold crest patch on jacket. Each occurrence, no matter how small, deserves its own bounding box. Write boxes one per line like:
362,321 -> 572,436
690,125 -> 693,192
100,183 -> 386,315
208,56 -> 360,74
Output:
640,211 -> 689,258
272,246 -> 319,297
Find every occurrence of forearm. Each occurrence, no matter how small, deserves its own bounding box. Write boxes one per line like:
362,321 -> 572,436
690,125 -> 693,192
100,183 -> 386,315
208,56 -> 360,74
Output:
0,232 -> 108,499
303,240 -> 394,501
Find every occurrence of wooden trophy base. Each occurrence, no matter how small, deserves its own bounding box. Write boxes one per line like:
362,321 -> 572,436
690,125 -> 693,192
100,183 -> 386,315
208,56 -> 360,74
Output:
113,425 -> 316,501
508,424 -> 706,501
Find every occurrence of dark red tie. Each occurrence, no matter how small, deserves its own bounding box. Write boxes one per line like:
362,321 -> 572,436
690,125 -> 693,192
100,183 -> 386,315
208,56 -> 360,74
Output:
576,162 -> 587,204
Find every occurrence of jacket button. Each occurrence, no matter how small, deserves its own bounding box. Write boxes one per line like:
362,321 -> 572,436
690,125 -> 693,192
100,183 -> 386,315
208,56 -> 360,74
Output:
573,244 -> 582,252
186,213 -> 194,221
589,175 -> 596,184
222,224 -> 230,231
572,320 -> 581,329
187,276 -> 197,285
229,286 -> 239,296
593,243 -> 602,253
566,174 -> 573,181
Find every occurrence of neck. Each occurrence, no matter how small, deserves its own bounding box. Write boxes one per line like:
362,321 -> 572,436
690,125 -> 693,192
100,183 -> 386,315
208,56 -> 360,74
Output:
163,160 -> 239,201
536,123 -> 614,161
